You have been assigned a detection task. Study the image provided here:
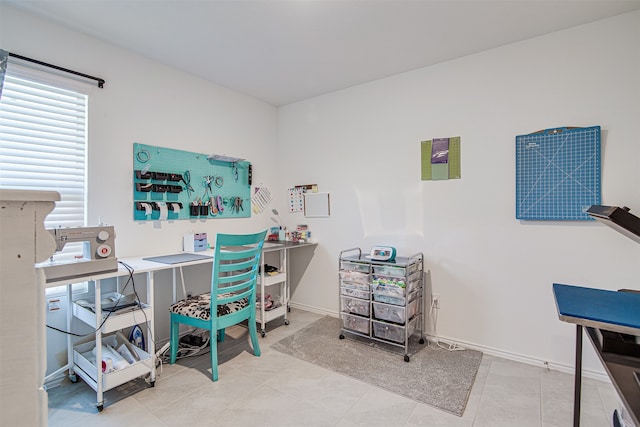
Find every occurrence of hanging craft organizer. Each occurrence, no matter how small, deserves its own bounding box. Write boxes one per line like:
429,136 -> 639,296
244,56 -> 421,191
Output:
515,126 -> 601,221
133,143 -> 251,221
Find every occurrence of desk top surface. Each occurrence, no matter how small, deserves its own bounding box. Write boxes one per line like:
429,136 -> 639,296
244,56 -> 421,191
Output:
41,240 -> 317,287
553,283 -> 640,331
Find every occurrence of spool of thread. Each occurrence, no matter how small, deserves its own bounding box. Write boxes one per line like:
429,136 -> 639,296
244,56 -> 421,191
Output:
101,358 -> 113,373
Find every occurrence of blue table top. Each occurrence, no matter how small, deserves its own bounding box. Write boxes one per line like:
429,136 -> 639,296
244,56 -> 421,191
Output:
553,283 -> 640,330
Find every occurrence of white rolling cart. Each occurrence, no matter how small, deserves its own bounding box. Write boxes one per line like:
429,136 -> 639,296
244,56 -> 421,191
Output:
338,247 -> 425,362
257,243 -> 289,337
68,274 -> 156,412
256,241 -> 318,337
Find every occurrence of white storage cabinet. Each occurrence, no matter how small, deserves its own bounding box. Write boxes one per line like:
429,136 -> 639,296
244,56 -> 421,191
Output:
338,248 -> 425,361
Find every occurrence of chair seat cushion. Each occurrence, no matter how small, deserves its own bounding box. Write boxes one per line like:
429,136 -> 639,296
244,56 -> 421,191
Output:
169,293 -> 249,321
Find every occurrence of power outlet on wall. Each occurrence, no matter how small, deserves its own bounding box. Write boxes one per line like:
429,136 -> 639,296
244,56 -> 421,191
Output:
431,294 -> 441,309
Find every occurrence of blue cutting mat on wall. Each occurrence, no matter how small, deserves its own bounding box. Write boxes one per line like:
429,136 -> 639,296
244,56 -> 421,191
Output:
515,126 -> 601,221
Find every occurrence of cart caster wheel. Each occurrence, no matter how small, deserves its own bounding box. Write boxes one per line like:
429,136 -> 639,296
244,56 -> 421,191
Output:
284,319 -> 290,325
404,355 -> 410,362
261,330 -> 266,338
97,404 -> 104,412
339,334 -> 345,340
150,381 -> 155,388
68,374 -> 78,383
287,306 -> 291,312
419,338 -> 425,345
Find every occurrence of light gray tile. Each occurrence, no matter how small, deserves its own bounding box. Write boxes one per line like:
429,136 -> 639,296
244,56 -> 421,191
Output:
47,308 -> 618,427
212,383 -> 340,427
405,402 -> 473,426
340,387 -> 417,426
268,360 -> 371,418
472,358 -> 542,427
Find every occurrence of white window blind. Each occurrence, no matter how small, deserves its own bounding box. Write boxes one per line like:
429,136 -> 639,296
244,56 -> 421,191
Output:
0,74 -> 88,228
1,70 -> 89,295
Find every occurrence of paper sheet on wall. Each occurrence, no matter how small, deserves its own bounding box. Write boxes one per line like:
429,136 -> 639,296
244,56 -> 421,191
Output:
288,187 -> 304,212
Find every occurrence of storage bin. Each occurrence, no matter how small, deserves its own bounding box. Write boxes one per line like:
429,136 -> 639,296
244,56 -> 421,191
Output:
373,298 -> 418,324
339,270 -> 369,283
371,280 -> 406,293
340,286 -> 370,300
407,269 -> 422,284
372,276 -> 406,288
405,278 -> 420,295
372,319 -> 415,344
73,333 -> 153,390
340,261 -> 370,273
372,280 -> 406,306
372,265 -> 406,277
341,313 -> 370,334
340,280 -> 369,292
341,295 -> 370,316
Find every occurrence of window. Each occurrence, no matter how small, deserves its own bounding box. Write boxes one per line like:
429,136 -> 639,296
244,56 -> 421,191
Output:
0,65 -> 89,293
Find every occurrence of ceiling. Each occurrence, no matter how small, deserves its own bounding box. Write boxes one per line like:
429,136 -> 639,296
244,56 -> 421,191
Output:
7,0 -> 640,106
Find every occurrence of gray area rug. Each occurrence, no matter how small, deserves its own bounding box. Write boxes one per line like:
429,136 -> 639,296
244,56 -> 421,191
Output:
272,316 -> 482,416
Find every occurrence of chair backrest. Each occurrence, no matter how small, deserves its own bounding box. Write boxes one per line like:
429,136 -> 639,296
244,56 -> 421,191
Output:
211,230 -> 267,317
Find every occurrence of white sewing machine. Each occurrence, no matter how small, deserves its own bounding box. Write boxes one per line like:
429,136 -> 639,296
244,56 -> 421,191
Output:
39,226 -> 119,283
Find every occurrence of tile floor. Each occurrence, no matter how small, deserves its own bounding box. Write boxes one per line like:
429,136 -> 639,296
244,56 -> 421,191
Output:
47,309 -> 619,426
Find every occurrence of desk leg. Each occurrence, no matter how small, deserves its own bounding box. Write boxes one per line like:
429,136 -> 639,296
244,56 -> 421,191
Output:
147,271 -> 156,385
574,324 -> 583,427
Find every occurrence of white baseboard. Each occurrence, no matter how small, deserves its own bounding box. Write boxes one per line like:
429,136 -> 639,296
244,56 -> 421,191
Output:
434,335 -> 610,383
289,301 -> 338,318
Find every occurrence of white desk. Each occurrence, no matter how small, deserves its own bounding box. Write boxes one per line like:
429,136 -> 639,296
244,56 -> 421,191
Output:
42,240 -> 317,410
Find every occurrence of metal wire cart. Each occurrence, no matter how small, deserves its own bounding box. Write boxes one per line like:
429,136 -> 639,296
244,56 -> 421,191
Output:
338,248 -> 425,361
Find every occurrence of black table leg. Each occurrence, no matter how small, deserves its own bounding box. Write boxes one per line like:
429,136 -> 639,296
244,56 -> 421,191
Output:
574,324 -> 583,427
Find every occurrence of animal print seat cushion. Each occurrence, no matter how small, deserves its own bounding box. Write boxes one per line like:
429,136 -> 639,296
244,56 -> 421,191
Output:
169,293 -> 249,320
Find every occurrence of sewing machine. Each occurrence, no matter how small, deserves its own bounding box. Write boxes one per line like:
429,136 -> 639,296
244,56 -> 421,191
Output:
39,226 -> 119,283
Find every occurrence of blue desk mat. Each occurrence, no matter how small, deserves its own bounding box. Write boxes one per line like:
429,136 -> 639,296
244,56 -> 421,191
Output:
553,283 -> 640,329
143,253 -> 212,264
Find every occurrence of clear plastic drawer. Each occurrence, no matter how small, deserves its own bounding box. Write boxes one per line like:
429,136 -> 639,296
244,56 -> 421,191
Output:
341,313 -> 370,335
373,299 -> 418,324
340,286 -> 370,300
372,265 -> 406,277
341,295 -> 370,316
372,319 -> 415,344
340,261 -> 370,273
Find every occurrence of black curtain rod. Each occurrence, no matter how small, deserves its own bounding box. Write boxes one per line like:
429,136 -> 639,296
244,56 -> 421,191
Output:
8,52 -> 105,88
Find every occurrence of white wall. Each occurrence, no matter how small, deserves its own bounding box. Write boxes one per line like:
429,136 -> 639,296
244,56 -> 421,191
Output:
278,11 -> 640,375
3,4 -> 639,379
2,5 -> 280,376
2,5 -> 280,254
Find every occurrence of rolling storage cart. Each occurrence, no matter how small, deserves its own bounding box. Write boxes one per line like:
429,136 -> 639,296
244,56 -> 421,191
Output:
69,278 -> 155,412
257,244 -> 289,337
338,248 -> 425,362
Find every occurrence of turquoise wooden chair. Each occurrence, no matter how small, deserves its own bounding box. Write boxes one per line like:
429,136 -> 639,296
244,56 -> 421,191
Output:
169,230 -> 267,381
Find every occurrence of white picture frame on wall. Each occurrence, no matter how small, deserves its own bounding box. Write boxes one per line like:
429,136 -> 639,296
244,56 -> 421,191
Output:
304,192 -> 330,218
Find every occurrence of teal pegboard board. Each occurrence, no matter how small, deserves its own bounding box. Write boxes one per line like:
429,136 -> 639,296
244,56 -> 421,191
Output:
133,143 -> 251,221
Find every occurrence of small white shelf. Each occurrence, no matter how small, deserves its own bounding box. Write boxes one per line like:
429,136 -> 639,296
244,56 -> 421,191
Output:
73,334 -> 153,392
257,272 -> 286,287
256,304 -> 287,324
73,301 -> 152,334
